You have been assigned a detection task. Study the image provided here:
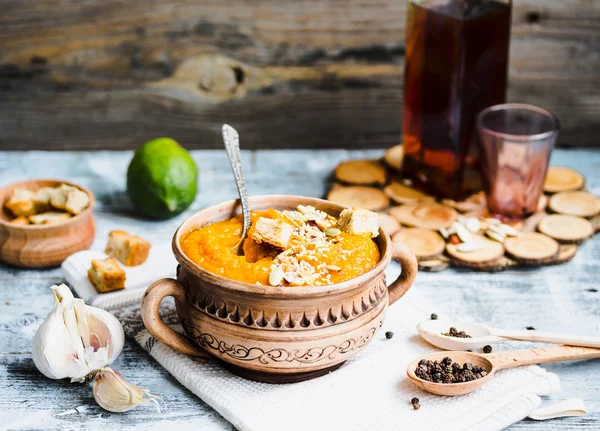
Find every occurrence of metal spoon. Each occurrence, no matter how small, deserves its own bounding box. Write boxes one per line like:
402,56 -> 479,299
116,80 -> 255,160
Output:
417,319 -> 600,351
222,124 -> 250,255
407,346 -> 600,396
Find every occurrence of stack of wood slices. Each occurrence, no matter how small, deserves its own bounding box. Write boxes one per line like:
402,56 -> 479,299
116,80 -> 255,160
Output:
327,145 -> 600,273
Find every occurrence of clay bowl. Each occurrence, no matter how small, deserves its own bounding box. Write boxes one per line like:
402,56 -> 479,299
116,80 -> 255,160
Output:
0,179 -> 96,268
142,195 -> 418,383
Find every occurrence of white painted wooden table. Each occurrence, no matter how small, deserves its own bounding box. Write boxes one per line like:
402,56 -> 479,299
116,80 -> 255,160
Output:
1,149 -> 599,430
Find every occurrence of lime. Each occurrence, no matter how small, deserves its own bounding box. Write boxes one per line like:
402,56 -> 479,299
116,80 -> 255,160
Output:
127,138 -> 198,219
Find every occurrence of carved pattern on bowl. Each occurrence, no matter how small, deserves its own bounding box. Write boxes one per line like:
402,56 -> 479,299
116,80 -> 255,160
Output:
183,321 -> 383,365
184,276 -> 388,331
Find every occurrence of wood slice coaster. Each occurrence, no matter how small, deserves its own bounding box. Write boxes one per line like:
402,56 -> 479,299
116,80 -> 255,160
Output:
384,144 -> 404,170
334,160 -> 387,186
548,245 -> 578,265
522,211 -> 548,233
453,256 -> 517,272
377,212 -> 401,236
384,182 -> 433,204
443,192 -> 487,213
544,167 -> 585,193
327,186 -> 389,211
463,207 -> 490,219
446,234 -> 505,267
504,232 -> 559,265
418,256 -> 450,272
537,214 -> 594,244
390,202 -> 457,230
549,191 -> 600,218
392,228 -> 445,260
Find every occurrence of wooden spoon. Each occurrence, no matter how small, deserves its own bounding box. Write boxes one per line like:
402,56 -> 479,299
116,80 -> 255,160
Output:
407,346 -> 600,396
222,124 -> 251,255
417,319 -> 600,351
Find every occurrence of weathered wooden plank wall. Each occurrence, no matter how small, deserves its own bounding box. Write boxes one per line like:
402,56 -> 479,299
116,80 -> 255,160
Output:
0,0 -> 598,150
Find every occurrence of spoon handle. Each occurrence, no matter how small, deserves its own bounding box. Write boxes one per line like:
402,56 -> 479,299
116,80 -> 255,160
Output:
222,124 -> 251,249
490,345 -> 600,371
491,328 -> 600,348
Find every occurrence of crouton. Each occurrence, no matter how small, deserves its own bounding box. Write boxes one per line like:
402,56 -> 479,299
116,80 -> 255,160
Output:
251,217 -> 294,249
105,230 -> 151,267
10,215 -> 30,226
32,187 -> 56,213
88,257 -> 126,293
65,188 -> 90,215
337,208 -> 380,238
5,189 -> 36,217
29,211 -> 72,225
49,184 -> 78,210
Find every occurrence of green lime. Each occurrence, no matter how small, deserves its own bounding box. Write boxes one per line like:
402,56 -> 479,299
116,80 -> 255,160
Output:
127,138 -> 198,219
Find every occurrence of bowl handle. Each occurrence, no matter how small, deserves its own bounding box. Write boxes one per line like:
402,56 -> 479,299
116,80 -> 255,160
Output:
141,278 -> 211,360
388,241 -> 418,306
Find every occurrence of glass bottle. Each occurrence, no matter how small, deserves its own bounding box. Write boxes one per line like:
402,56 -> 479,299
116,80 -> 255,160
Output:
402,0 -> 512,199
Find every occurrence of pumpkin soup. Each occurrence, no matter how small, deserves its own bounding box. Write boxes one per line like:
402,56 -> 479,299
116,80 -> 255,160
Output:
180,205 -> 380,286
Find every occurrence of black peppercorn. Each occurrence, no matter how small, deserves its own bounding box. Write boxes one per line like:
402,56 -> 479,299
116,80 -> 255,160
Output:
414,357 -> 488,385
411,397 -> 420,410
526,326 -> 535,330
385,331 -> 394,339
431,313 -> 438,320
442,326 -> 473,338
483,345 -> 492,353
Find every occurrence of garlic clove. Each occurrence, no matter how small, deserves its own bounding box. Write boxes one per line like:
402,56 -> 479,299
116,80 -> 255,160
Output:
93,368 -> 160,413
90,307 -> 125,363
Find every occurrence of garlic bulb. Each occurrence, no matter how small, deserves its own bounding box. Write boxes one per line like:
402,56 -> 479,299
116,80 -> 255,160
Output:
93,368 -> 160,413
32,284 -> 124,383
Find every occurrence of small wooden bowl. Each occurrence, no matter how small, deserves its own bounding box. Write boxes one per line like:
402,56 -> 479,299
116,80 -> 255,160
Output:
0,179 -> 96,268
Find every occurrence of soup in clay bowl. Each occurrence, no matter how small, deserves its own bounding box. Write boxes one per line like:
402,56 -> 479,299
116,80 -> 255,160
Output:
141,195 -> 418,383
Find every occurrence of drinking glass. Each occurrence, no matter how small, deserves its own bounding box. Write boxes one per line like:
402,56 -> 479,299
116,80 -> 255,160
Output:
477,103 -> 560,220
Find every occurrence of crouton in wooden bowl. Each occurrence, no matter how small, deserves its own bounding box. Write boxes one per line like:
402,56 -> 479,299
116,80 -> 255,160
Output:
141,195 -> 418,383
0,179 -> 96,268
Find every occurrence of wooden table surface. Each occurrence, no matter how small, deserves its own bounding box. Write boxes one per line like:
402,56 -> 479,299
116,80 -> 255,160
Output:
1,149 -> 599,430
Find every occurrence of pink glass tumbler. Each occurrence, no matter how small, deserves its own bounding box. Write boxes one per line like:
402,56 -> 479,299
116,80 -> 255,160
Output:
477,103 -> 560,220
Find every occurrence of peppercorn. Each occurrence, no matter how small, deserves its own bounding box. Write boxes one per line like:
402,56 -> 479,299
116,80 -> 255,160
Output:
430,313 -> 438,320
414,358 -> 488,384
526,326 -> 535,330
385,331 -> 394,339
411,397 -> 419,404
483,345 -> 492,353
443,327 -> 473,338
442,373 -> 455,383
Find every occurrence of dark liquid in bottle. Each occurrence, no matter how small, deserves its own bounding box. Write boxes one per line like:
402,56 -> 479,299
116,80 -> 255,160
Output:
402,0 -> 512,199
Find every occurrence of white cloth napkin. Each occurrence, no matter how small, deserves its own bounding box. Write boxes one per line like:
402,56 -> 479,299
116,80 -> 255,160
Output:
61,242 -> 176,308
63,251 -> 561,431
